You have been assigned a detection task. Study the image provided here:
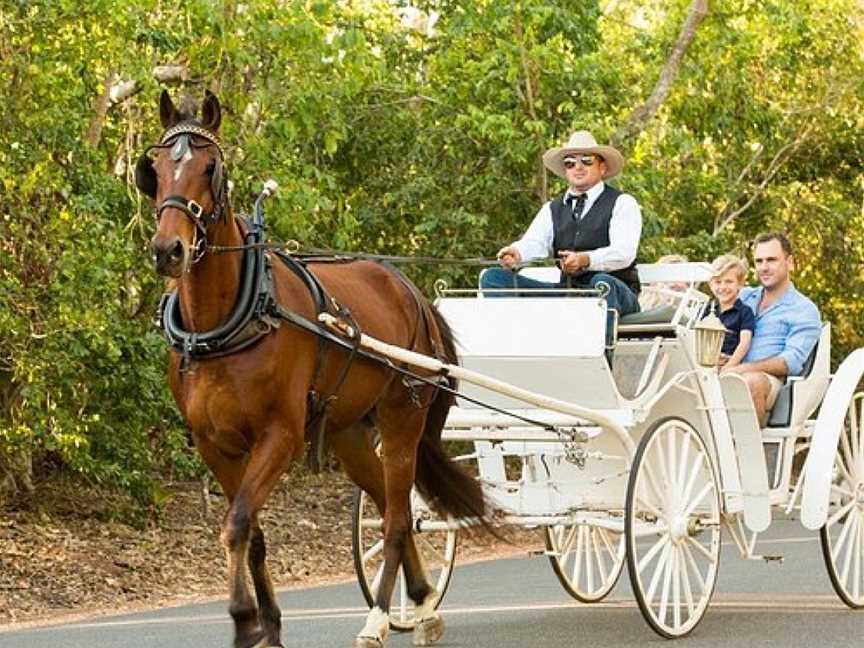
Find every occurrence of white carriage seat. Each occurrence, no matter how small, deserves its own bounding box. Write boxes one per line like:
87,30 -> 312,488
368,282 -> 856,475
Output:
436,295 -> 627,413
481,263 -> 712,335
618,262 -> 713,334
765,324 -> 831,429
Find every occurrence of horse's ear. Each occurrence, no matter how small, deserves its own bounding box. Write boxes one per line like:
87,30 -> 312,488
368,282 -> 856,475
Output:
160,90 -> 180,128
201,90 -> 221,132
135,154 -> 158,200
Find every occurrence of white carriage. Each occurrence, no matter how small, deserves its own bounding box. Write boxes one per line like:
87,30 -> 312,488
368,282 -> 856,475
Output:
348,262 -> 864,638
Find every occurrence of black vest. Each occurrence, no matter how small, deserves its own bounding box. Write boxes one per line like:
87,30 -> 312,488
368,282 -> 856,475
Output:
550,184 -> 640,294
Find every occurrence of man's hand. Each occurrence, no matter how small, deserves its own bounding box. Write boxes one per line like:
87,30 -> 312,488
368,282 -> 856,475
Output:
496,245 -> 522,269
557,250 -> 590,275
721,362 -> 748,375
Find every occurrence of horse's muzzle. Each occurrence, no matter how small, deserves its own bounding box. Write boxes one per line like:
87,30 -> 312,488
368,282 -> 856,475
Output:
151,236 -> 187,277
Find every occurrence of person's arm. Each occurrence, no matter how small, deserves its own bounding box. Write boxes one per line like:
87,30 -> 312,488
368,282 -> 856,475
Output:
777,303 -> 822,377
586,193 -> 642,272
725,355 -> 788,378
499,202 -> 553,267
722,330 -> 752,371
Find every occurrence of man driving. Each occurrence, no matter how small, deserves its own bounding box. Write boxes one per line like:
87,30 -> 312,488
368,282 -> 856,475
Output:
480,130 -> 642,323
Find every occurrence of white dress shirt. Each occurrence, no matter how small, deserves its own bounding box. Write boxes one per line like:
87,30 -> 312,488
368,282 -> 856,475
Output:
511,181 -> 642,272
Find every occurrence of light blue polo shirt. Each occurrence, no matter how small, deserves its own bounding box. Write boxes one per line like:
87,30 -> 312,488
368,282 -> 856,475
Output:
739,283 -> 821,376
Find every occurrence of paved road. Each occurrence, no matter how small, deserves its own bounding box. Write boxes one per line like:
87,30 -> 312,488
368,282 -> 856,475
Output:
2,519 -> 862,648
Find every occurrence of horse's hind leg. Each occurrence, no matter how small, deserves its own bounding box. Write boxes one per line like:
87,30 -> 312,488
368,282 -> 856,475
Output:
248,514 -> 282,646
342,409 -> 436,648
330,423 -> 439,632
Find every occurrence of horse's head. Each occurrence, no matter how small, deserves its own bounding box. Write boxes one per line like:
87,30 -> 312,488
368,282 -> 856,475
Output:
137,90 -> 228,277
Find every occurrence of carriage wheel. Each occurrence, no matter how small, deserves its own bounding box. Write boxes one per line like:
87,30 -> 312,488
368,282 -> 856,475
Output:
351,487 -> 458,631
625,417 -> 722,638
544,521 -> 625,602
820,391 -> 864,608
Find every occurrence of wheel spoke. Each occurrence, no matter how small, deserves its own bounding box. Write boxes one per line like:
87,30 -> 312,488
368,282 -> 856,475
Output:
363,538 -> 385,563
572,525 -> 585,586
418,533 -> 447,563
599,527 -> 618,558
680,544 -> 696,618
593,528 -> 609,586
840,425 -> 857,485
668,426 -> 678,490
682,482 -> 714,518
850,400 -> 860,469
832,504 -> 858,562
636,493 -> 665,519
638,534 -> 669,574
685,535 -> 717,564
677,433 -> 692,492
682,541 -> 707,591
655,434 -> 671,492
586,527 -> 596,593
645,541 -> 671,608
642,464 -> 667,512
370,560 -> 385,597
398,569 -> 408,622
840,514 -> 859,587
658,540 -> 674,625
827,500 -> 856,531
853,517 -> 862,600
681,450 -> 706,507
672,547 -> 682,629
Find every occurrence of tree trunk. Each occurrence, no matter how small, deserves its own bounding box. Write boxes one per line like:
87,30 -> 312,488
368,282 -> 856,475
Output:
613,0 -> 709,147
84,69 -> 116,148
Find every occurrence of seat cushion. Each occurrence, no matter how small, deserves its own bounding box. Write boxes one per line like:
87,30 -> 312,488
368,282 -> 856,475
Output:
620,305 -> 677,326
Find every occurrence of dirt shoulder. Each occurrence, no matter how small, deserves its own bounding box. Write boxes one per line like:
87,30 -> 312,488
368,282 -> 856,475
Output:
0,470 -> 540,630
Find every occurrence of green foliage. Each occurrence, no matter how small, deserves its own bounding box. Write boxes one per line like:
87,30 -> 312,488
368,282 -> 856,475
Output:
1,0 -> 862,507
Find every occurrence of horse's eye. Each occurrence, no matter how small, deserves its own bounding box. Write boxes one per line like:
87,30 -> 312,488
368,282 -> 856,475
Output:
206,160 -> 216,175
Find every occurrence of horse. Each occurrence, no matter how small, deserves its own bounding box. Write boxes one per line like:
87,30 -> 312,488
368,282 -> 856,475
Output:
135,89 -> 487,648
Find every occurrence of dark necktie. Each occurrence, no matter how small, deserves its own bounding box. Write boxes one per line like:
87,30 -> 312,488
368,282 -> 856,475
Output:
567,193 -> 587,220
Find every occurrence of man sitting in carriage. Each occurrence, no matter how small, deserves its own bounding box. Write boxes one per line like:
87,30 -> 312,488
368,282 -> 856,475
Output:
480,130 -> 643,325
724,232 -> 822,424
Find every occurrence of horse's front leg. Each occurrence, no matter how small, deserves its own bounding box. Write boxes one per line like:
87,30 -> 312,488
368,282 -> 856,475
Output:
222,425 -> 300,648
248,515 -> 282,645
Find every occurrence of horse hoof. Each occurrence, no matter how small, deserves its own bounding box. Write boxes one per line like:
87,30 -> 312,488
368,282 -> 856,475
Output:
352,637 -> 384,648
249,638 -> 280,648
413,615 -> 445,646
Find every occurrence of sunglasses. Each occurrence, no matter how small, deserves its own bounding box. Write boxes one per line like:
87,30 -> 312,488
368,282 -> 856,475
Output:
563,154 -> 601,169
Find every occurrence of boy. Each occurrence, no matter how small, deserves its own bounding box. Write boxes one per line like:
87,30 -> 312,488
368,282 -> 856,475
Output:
706,254 -> 755,370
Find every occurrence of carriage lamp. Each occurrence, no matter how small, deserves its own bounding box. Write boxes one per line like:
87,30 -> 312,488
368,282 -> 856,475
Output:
694,307 -> 728,367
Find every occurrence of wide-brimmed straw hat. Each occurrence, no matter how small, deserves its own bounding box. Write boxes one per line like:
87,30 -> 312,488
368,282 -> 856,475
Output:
542,130 -> 625,179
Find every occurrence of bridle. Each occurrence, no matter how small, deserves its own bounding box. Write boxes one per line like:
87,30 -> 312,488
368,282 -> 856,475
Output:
137,123 -> 229,265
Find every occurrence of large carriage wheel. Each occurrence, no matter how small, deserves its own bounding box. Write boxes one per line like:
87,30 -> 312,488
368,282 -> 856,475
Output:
351,487 -> 458,631
820,391 -> 864,608
625,417 -> 722,638
544,520 -> 625,602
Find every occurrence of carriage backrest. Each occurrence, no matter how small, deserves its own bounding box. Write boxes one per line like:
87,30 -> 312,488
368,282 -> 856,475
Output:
436,296 -> 625,410
766,323 -> 831,428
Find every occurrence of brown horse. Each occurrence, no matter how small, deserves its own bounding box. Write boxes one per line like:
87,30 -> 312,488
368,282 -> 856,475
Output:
136,90 -> 486,648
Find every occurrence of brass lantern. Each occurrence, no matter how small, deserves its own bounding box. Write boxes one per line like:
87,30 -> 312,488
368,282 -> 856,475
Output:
695,307 -> 728,367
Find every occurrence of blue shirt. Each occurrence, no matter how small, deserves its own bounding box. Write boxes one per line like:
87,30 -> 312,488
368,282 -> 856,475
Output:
703,299 -> 756,356
739,283 -> 821,376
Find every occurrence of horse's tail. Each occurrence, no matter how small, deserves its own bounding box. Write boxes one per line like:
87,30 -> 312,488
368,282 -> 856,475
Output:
413,302 -> 488,523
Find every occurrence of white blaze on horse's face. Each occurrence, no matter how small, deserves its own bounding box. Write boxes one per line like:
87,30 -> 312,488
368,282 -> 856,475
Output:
173,147 -> 194,182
